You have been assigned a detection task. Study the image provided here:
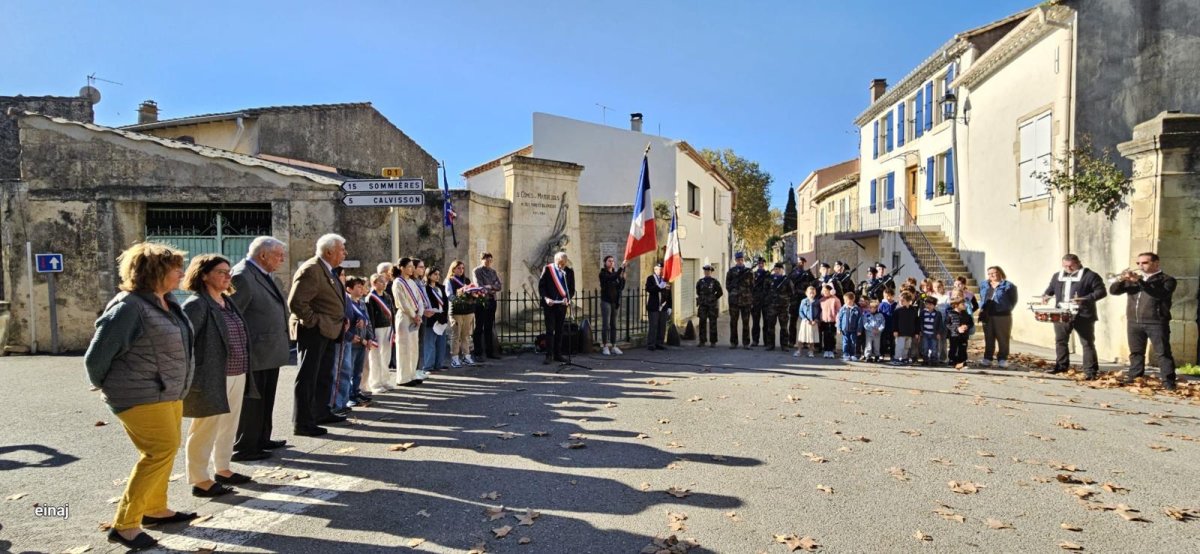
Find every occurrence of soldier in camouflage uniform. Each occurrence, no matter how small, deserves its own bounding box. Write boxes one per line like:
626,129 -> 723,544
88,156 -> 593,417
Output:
786,256 -> 815,349
695,264 -> 723,347
750,257 -> 770,346
764,262 -> 795,351
725,252 -> 754,349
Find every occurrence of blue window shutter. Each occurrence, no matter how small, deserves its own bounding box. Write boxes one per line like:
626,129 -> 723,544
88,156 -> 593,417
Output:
886,172 -> 895,209
924,82 -> 934,130
897,103 -> 905,146
926,157 -> 935,199
946,148 -> 955,195
872,120 -> 879,159
885,111 -> 894,152
914,90 -> 924,138
869,178 -> 878,213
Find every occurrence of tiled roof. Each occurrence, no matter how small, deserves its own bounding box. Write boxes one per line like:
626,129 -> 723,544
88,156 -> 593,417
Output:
120,102 -> 373,131
18,111 -> 342,186
462,145 -> 534,178
814,158 -> 860,191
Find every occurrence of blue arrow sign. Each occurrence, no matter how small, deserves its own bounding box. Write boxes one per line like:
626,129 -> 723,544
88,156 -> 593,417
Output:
36,253 -> 64,273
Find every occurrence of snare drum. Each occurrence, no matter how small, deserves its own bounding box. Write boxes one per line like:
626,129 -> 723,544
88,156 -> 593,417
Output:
1030,306 -> 1074,323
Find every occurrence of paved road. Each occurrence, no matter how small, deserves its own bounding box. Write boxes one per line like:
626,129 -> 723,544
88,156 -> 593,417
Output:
1,336 -> 1198,553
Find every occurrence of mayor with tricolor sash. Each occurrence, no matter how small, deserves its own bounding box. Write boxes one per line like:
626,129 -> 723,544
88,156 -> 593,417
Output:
538,252 -> 576,365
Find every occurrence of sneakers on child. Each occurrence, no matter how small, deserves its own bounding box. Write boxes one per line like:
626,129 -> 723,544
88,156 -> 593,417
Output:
450,356 -> 462,368
464,355 -> 477,366
807,350 -> 814,358
998,360 -> 1008,368
611,345 -> 624,355
792,350 -> 800,357
602,345 -> 611,356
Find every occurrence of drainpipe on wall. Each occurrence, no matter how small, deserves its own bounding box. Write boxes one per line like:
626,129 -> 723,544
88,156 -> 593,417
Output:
1044,5 -> 1075,255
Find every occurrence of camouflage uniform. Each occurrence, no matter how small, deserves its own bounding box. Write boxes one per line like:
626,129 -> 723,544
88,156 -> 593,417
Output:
750,266 -> 770,345
725,264 -> 754,347
786,267 -> 815,348
764,271 -> 795,349
695,275 -> 724,346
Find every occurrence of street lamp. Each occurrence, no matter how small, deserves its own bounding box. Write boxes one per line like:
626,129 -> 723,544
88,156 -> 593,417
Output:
941,91 -> 968,251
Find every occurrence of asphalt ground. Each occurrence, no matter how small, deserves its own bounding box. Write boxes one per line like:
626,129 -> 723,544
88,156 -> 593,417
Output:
1,330 -> 1198,554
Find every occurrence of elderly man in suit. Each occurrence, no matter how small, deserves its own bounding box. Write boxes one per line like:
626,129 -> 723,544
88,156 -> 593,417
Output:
288,234 -> 349,437
229,237 -> 290,460
537,251 -> 575,365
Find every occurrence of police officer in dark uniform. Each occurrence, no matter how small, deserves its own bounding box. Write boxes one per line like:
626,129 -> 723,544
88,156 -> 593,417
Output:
786,256 -> 815,349
750,257 -> 770,346
695,264 -> 723,347
817,262 -> 842,299
764,262 -> 794,351
834,261 -> 855,298
725,252 -> 754,349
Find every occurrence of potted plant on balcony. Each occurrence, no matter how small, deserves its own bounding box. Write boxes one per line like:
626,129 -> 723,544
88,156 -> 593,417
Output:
935,181 -> 947,196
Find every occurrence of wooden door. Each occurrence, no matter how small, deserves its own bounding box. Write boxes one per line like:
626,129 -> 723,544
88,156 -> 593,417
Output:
906,166 -> 919,220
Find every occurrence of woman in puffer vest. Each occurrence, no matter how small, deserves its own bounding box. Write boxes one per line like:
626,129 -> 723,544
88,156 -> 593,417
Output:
85,242 -> 196,551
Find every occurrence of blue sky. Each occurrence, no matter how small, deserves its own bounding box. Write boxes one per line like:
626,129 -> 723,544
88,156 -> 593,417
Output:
2,0 -> 1033,209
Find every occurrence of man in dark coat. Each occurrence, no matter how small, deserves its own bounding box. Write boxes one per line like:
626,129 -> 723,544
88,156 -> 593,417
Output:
229,237 -> 291,459
538,252 -> 575,364
750,257 -> 770,346
1041,253 -> 1108,378
1109,252 -> 1178,389
764,263 -> 794,351
725,252 -> 754,349
645,261 -> 672,351
287,234 -> 349,437
695,264 -> 723,347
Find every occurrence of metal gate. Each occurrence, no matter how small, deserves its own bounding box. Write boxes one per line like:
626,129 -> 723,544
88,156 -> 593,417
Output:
144,204 -> 271,294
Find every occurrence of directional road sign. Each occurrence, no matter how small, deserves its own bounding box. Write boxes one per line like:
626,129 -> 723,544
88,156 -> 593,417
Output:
36,253 -> 64,273
341,193 -> 425,207
381,167 -> 404,178
340,178 -> 423,193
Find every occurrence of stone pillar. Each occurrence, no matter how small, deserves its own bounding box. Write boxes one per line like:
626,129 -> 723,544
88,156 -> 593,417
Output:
502,156 -> 584,298
1118,111 -> 1200,364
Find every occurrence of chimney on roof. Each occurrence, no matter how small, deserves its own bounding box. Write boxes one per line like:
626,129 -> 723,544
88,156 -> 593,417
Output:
630,113 -> 643,132
869,79 -> 888,103
137,100 -> 159,124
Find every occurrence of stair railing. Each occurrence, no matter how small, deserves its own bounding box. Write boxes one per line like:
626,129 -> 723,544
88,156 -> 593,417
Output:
893,202 -> 955,283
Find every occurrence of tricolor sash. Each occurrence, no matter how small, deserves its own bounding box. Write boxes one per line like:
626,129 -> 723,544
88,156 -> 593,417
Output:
548,263 -> 568,300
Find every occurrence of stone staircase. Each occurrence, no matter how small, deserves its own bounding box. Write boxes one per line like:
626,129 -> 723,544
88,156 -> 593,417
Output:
899,227 -> 978,291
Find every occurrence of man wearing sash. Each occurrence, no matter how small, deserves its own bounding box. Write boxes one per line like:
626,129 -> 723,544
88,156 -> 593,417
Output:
538,252 -> 575,364
1040,253 -> 1107,378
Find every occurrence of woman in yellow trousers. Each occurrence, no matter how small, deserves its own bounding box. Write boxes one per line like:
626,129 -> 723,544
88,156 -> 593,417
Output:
85,243 -> 198,551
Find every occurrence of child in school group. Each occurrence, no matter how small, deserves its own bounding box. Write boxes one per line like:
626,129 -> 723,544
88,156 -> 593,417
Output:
818,285 -> 841,358
878,289 -> 896,362
919,296 -> 943,366
862,300 -> 886,362
946,298 -> 975,369
794,286 -> 821,358
837,292 -> 863,361
891,291 -> 920,366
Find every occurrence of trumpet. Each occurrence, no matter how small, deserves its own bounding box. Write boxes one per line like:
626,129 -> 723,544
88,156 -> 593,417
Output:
1106,267 -> 1141,283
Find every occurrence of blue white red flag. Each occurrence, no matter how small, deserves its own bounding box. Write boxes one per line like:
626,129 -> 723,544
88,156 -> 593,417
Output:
623,154 -> 656,263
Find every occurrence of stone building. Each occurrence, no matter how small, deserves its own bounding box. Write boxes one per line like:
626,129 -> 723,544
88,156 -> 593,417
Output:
809,160 -> 866,276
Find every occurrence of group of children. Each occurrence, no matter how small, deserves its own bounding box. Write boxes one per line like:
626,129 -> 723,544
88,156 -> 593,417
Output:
794,278 -> 978,369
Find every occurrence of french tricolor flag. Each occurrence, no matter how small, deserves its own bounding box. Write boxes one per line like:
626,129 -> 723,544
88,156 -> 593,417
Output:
662,205 -> 682,282
623,154 -> 657,263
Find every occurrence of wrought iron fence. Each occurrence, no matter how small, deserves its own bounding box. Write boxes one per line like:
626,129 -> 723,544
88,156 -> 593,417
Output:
495,289 -> 649,351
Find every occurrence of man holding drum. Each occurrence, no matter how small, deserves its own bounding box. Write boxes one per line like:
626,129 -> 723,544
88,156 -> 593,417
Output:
1040,254 -> 1107,379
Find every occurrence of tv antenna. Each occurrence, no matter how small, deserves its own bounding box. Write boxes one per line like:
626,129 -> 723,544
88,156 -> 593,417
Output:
80,73 -> 123,105
595,102 -> 612,125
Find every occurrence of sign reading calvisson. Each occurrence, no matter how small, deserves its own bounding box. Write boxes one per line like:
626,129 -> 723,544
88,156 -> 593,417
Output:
339,178 -> 426,207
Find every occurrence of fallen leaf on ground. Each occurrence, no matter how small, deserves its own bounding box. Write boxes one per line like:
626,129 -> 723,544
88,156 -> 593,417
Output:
640,482 -> 652,491
1056,419 -> 1086,431
803,452 -> 827,464
493,525 -> 513,538
1148,444 -> 1173,452
636,433 -> 650,439
659,418 -> 671,424
416,509 -> 430,517
900,429 -> 922,437
977,450 -> 995,458
94,420 -> 108,427
568,433 -> 586,440
518,537 -> 532,545
666,486 -> 691,498
334,446 -> 357,454
483,505 -> 506,521
933,507 -> 965,523
498,432 -> 519,440
1048,462 -> 1082,472
192,514 -> 214,524
468,542 -> 488,554
949,481 -> 984,494
887,467 -> 910,481
667,511 -> 688,531
725,511 -> 742,522
168,473 -> 183,482
605,402 -> 618,408
559,441 -> 586,449
774,534 -> 820,551
1102,482 -> 1129,494
975,465 -> 993,474
6,492 -> 28,501
516,509 -> 541,526
688,396 -> 703,402
667,441 -> 684,449
1060,523 -> 1082,531
712,454 -> 727,461
481,491 -> 500,500
930,458 -> 953,466
388,442 -> 416,452
407,538 -> 425,547
986,518 -> 1014,530
61,546 -> 91,554
913,530 -> 932,541
531,431 -> 548,437
816,485 -> 833,495
1162,506 -> 1199,521
1059,541 -> 1084,550
1114,504 -> 1149,522
667,462 -> 683,470
492,423 -> 509,428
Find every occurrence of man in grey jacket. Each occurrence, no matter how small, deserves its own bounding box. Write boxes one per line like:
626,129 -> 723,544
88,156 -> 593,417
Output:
230,237 -> 291,459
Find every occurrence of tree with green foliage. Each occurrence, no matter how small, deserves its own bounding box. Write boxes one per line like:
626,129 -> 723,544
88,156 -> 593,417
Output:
783,187 -> 797,234
1034,137 -> 1133,221
700,148 -> 774,252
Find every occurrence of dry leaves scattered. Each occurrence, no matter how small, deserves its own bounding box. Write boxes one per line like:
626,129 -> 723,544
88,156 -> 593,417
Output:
407,538 -> 426,548
1060,541 -> 1084,550
1148,444 -> 1173,452
1101,482 -> 1129,494
61,546 -> 92,554
667,511 -> 688,532
640,482 -> 652,492
900,429 -> 922,437
531,431 -> 549,437
887,467 -> 910,481
1060,522 -> 1082,531
985,518 -> 1014,530
94,420 -> 108,427
1056,418 -> 1086,431
802,452 -> 827,464
949,481 -> 984,494
933,505 -> 966,523
388,442 -> 416,452
483,505 -> 506,521
480,491 -> 500,501
334,446 -> 357,454
912,530 -> 932,542
666,486 -> 691,499
725,511 -> 742,522
687,396 -> 703,403
816,485 -> 833,495
492,524 -> 513,538
559,441 -> 586,449
638,535 -> 699,554
1162,506 -> 1199,521
6,492 -> 28,501
774,534 -> 820,551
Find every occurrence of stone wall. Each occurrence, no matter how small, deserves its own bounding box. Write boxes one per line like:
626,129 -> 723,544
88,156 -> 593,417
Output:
257,107 -> 439,184
578,204 -> 636,293
0,96 -> 94,180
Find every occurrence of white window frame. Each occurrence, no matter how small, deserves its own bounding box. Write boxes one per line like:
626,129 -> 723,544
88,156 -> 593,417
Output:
1019,111 -> 1054,200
